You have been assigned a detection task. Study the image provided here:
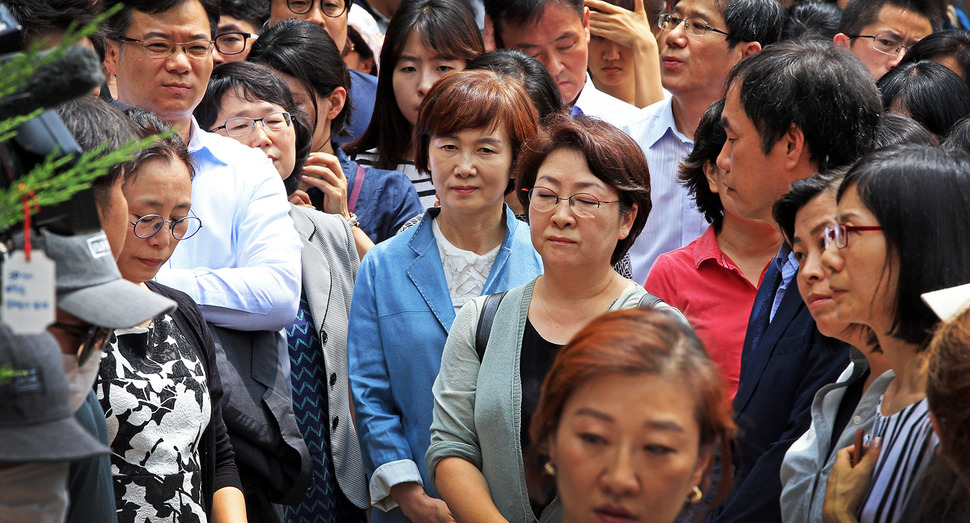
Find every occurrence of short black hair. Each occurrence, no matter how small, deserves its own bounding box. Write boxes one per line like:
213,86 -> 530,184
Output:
467,49 -> 566,120
484,0 -> 584,45
839,145 -> 970,347
249,20 -> 353,139
722,0 -> 783,49
100,0 -> 220,40
123,107 -> 195,182
679,99 -> 726,225
55,97 -> 137,212
726,38 -> 882,171
838,0 -> 943,37
195,61 -> 312,188
781,1 -> 842,41
899,30 -> 970,86
878,60 -> 970,138
772,168 -> 845,245
219,0 -> 270,31
944,116 -> 970,154
6,0 -> 97,45
875,112 -> 939,148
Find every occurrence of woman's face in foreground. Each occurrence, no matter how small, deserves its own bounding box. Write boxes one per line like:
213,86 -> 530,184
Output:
116,156 -> 193,284
549,373 -> 709,523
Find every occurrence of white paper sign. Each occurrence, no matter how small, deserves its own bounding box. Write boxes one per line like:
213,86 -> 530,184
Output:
2,250 -> 55,334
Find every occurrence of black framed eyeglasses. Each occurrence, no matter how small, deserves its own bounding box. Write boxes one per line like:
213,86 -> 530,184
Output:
49,322 -> 113,367
212,111 -> 292,137
846,34 -> 911,56
129,214 -> 203,240
113,36 -> 214,59
286,0 -> 349,18
523,186 -> 620,218
657,13 -> 729,37
214,32 -> 258,55
822,223 -> 883,249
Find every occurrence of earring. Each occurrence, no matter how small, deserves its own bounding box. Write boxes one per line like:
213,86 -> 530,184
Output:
544,461 -> 557,476
688,486 -> 703,504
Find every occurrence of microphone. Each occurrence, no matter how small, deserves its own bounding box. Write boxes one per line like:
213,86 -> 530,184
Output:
0,45 -> 104,119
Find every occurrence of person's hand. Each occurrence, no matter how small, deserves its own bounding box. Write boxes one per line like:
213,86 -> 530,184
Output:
822,437 -> 882,523
586,0 -> 653,50
300,152 -> 350,219
288,189 -> 315,208
391,483 -> 458,523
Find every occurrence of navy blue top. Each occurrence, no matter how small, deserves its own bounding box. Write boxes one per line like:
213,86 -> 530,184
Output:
337,70 -> 378,146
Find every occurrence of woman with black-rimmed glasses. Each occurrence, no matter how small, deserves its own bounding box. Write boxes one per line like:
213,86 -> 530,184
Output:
427,114 -> 685,523
94,107 -> 248,523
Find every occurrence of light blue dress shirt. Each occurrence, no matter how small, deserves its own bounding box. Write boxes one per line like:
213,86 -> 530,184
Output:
623,96 -> 709,283
155,118 -> 302,332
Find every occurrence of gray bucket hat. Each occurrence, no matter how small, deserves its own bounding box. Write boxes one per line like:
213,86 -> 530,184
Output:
27,229 -> 176,328
0,324 -> 108,461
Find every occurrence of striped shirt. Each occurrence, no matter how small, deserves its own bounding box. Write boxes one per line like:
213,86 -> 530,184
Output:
354,151 -> 438,210
858,397 -> 938,523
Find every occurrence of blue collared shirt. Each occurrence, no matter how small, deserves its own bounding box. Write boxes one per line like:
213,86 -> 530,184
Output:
623,96 -> 710,283
770,246 -> 800,322
155,118 -> 302,331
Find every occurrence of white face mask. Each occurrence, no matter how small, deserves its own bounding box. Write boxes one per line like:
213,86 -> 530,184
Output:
0,461 -> 70,523
62,348 -> 103,412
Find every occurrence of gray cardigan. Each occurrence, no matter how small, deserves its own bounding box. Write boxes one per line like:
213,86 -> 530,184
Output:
779,348 -> 894,523
426,278 -> 652,523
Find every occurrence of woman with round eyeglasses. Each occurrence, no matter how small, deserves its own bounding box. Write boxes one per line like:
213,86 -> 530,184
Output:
428,114 -> 685,522
818,145 -> 970,523
95,107 -> 248,522
195,59 -> 370,523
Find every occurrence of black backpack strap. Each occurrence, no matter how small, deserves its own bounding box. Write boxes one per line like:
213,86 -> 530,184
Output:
475,291 -> 508,362
637,291 -> 664,309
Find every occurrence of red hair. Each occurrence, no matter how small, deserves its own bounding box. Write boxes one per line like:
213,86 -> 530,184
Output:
530,308 -> 737,507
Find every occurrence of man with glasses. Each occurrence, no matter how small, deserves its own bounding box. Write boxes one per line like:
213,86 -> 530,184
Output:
483,0 -> 638,126
212,0 -> 269,65
834,0 -> 942,81
622,0 -> 781,283
709,39 -> 882,523
100,2 -> 305,520
270,0 -> 378,143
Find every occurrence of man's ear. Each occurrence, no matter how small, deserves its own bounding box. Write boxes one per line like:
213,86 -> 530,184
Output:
326,86 -> 348,120
784,123 -> 808,169
833,33 -> 851,48
582,6 -> 591,43
104,39 -> 121,76
739,41 -> 761,59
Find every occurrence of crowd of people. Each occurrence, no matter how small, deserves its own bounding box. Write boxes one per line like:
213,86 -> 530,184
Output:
5,0 -> 970,522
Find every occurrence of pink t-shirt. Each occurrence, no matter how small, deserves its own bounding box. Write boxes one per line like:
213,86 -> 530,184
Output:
644,226 -> 766,399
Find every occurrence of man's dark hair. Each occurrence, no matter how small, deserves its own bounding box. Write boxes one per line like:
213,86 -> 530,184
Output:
781,1 -> 842,41
484,0 -> 583,45
725,38 -> 882,171
5,0 -> 97,45
875,112 -> 938,148
679,99 -> 726,224
838,0 -> 944,37
878,60 -> 970,138
219,0 -> 270,31
467,49 -> 566,120
55,97 -> 137,211
722,0 -> 783,49
100,0 -> 220,40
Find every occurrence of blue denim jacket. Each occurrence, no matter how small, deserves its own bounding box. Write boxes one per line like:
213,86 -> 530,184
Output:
348,206 -> 542,522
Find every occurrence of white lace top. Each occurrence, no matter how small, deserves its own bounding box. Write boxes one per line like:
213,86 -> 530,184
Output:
432,218 -> 500,313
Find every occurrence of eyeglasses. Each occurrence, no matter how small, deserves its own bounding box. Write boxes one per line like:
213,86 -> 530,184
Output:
212,111 -> 293,137
285,0 -> 349,18
524,186 -> 619,218
129,214 -> 203,240
847,34 -> 911,56
822,223 -> 883,249
49,322 -> 113,367
214,32 -> 258,55
657,13 -> 729,37
114,36 -> 214,59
